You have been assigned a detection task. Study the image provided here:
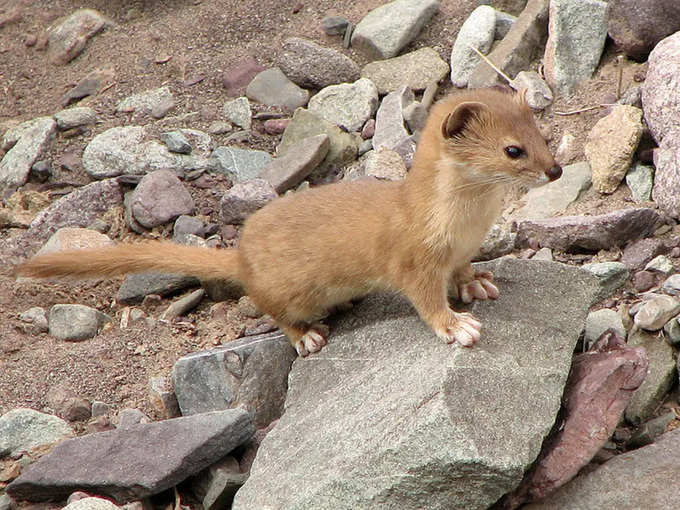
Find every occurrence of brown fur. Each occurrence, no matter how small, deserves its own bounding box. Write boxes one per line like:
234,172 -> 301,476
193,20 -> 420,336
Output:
16,88 -> 559,356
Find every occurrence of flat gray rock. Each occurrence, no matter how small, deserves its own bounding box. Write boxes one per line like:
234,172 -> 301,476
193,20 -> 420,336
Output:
0,408 -> 73,458
173,331 -> 297,428
361,47 -> 449,95
512,162 -> 591,221
246,68 -> 309,111
7,410 -> 254,503
116,272 -> 200,304
450,5 -> 497,88
232,258 -> 600,510
543,0 -> 608,95
276,37 -> 360,89
307,78 -> 379,132
351,0 -> 440,59
524,428 -> 680,509
212,146 -> 272,183
0,117 -> 56,190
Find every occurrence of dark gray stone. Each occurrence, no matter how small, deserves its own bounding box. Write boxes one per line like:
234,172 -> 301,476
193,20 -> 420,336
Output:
117,272 -> 200,304
173,331 -> 296,428
6,409 -> 254,503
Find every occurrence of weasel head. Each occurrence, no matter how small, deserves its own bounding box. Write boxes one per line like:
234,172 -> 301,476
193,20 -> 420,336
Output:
437,88 -> 561,191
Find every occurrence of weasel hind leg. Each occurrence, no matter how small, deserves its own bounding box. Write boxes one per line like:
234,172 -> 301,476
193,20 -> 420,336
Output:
278,322 -> 329,357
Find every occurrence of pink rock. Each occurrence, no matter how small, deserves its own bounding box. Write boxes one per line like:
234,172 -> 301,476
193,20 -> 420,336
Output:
263,118 -> 290,135
502,330 -> 649,509
222,57 -> 266,96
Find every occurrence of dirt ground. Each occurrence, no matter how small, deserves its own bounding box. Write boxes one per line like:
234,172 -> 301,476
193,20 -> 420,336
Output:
0,0 -> 669,438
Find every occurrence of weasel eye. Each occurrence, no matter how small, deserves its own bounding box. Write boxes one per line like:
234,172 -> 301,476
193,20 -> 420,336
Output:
504,146 -> 524,159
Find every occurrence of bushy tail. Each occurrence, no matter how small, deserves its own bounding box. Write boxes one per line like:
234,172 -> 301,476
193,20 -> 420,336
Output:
15,241 -> 242,282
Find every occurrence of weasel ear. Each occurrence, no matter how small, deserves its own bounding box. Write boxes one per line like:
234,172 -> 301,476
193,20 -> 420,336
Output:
441,101 -> 488,139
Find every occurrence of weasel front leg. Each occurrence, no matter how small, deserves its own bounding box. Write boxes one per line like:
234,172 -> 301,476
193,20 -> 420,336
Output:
449,264 -> 499,304
403,271 -> 482,347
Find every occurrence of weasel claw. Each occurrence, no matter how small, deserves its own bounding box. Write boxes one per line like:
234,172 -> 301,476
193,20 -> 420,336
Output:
295,324 -> 329,357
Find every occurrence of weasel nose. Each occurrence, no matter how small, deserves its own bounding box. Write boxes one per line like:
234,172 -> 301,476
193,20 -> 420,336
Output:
546,165 -> 562,181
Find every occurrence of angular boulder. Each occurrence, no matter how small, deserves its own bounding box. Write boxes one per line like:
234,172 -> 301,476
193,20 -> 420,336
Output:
232,258 -> 600,509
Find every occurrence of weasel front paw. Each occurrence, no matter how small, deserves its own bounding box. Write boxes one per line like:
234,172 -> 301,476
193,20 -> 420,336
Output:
433,311 -> 482,347
455,271 -> 499,304
295,323 -> 329,357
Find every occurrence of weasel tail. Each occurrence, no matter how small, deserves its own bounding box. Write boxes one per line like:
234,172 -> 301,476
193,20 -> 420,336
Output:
15,241 -> 242,283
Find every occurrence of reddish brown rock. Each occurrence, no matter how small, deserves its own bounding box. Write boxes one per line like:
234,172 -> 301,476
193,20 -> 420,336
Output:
502,330 -> 649,509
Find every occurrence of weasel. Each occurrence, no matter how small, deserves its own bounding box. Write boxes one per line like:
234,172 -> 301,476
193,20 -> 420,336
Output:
16,87 -> 561,357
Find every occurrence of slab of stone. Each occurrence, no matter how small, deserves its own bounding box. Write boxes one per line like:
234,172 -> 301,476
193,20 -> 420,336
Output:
581,262 -> 630,301
6,410 -> 254,503
116,272 -> 200,304
115,86 -> 175,119
516,208 -> 661,252
512,162 -> 591,221
232,258 -> 600,510
362,47 -> 449,95
212,146 -> 272,183
373,86 -> 414,150
351,0 -> 440,59
0,409 -> 74,458
220,179 -> 277,224
173,331 -> 296,428
626,163 -> 654,203
259,134 -> 329,193
450,5 -> 497,88
585,106 -> 644,194
525,428 -> 680,509
625,329 -> 677,424
245,68 -> 309,111
47,9 -> 109,65
277,108 -> 358,182
469,0 -> 549,89
307,78 -> 379,132
608,0 -> 680,60
543,0 -> 608,95
27,179 -> 123,243
0,117 -> 56,190
276,37 -> 360,89
129,170 -> 194,228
